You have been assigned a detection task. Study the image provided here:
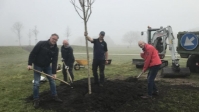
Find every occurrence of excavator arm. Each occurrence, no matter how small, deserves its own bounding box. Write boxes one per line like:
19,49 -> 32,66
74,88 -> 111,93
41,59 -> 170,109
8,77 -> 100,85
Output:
152,26 -> 180,71
155,26 -> 190,77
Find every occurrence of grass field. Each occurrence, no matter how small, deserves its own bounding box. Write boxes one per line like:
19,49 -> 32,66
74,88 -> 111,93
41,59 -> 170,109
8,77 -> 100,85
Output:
1,45 -> 199,112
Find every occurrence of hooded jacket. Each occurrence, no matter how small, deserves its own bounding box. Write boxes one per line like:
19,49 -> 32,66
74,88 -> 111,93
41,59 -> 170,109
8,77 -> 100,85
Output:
28,40 -> 59,74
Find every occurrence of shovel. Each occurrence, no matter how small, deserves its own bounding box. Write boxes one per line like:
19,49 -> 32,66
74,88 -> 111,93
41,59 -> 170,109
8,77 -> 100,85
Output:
31,68 -> 71,86
62,61 -> 73,84
131,71 -> 145,82
65,66 -> 73,83
137,71 -> 144,79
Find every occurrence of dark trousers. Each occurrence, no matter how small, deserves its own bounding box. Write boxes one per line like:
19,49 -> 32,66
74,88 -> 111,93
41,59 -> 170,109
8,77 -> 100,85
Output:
62,63 -> 74,82
92,59 -> 105,84
147,65 -> 160,96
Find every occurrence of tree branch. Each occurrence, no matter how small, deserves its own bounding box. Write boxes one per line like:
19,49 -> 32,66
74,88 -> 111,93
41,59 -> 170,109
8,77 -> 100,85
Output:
86,0 -> 95,22
85,0 -> 89,19
70,0 -> 84,19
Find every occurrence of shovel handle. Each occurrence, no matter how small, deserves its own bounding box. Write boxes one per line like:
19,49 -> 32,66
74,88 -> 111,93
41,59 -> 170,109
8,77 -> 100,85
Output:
31,69 -> 70,86
62,61 -> 73,83
137,72 -> 144,78
66,69 -> 73,83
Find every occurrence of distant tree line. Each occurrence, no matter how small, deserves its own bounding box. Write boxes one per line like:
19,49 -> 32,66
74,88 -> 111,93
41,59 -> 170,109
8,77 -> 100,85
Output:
122,31 -> 142,47
12,22 -> 71,46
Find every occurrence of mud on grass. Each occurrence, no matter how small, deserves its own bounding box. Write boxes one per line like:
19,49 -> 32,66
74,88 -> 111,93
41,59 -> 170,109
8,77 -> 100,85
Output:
26,77 -> 199,112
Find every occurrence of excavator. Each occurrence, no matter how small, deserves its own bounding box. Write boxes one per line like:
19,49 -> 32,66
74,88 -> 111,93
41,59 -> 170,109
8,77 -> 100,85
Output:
133,26 -> 191,77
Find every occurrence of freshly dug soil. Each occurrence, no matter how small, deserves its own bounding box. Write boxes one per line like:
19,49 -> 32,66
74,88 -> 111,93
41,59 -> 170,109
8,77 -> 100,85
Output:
26,77 -> 198,112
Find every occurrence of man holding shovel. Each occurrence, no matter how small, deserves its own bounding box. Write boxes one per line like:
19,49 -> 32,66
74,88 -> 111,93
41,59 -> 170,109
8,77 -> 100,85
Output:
61,40 -> 75,83
84,31 -> 109,87
138,41 -> 161,99
27,33 -> 62,108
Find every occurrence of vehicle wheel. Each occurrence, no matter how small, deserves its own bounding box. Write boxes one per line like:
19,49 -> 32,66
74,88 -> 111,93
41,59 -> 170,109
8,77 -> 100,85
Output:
186,55 -> 199,73
136,64 -> 143,68
74,64 -> 80,70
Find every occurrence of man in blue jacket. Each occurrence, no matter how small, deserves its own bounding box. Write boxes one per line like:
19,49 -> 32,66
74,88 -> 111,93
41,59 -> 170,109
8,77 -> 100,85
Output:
84,31 -> 109,86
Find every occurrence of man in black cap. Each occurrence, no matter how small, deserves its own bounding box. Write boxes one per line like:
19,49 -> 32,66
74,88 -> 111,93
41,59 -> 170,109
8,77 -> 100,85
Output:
84,31 -> 108,86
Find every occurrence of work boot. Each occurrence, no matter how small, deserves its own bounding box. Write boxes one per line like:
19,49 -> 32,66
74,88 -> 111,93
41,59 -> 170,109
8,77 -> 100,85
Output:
93,82 -> 99,86
99,83 -> 103,87
152,91 -> 159,96
33,99 -> 40,109
52,96 -> 63,103
141,95 -> 152,99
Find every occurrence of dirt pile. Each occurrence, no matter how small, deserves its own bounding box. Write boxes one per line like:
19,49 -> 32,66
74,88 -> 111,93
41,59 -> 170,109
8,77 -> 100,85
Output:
26,77 -> 198,112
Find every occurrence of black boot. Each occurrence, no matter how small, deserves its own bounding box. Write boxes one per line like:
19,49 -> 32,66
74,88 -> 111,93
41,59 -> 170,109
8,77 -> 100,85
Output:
33,99 -> 40,108
152,91 -> 159,96
52,96 -> 63,103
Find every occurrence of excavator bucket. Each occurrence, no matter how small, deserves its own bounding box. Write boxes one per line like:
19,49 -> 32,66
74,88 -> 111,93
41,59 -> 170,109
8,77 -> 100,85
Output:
160,67 -> 190,78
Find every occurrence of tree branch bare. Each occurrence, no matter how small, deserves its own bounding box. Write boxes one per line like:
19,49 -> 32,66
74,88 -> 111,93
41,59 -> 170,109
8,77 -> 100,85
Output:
12,22 -> 23,46
70,0 -> 95,95
70,0 -> 84,19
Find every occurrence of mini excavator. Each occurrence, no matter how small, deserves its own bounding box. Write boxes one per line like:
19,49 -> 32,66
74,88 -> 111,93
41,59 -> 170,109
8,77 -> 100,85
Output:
133,26 -> 192,77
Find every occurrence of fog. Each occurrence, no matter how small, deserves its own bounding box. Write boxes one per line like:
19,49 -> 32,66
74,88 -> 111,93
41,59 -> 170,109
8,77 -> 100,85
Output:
0,0 -> 199,46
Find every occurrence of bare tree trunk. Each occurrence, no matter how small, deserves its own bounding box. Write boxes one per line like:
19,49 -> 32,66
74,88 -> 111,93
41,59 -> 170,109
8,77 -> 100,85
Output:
71,0 -> 95,94
82,1 -> 91,94
33,26 -> 39,45
12,22 -> 23,46
28,29 -> 32,46
18,31 -> 21,46
66,26 -> 71,42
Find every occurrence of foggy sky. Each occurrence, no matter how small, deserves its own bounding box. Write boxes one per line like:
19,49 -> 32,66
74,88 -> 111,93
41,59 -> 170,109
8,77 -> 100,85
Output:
0,0 -> 199,46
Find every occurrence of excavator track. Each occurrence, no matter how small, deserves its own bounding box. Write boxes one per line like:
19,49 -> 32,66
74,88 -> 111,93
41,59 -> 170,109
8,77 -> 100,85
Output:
160,67 -> 190,78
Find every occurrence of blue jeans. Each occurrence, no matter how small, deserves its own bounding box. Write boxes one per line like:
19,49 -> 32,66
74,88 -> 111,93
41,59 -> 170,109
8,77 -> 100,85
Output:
33,65 -> 57,99
147,65 -> 160,96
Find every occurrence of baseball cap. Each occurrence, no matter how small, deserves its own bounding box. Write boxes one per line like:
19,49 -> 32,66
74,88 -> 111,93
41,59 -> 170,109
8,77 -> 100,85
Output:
99,31 -> 105,36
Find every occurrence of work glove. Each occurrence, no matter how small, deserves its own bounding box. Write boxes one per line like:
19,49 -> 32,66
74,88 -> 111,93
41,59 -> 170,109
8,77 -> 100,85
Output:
65,66 -> 69,69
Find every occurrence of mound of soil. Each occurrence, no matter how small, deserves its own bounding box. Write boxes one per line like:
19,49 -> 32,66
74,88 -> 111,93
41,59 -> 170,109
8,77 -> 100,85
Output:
26,77 -> 197,112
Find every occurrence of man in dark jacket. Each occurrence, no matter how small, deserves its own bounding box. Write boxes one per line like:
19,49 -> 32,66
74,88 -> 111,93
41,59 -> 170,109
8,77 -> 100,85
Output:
84,31 -> 109,87
61,40 -> 75,82
27,33 -> 62,108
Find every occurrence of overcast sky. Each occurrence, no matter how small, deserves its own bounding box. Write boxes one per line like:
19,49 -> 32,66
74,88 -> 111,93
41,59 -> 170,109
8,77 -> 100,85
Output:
0,0 -> 199,46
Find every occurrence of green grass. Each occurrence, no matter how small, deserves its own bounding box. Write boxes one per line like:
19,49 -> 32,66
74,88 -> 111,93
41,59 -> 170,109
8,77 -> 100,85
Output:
1,46 -> 199,112
151,83 -> 199,112
0,46 -> 27,55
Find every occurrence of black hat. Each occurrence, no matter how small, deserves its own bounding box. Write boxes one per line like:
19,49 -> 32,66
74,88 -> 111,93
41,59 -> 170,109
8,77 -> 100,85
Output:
99,31 -> 105,36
